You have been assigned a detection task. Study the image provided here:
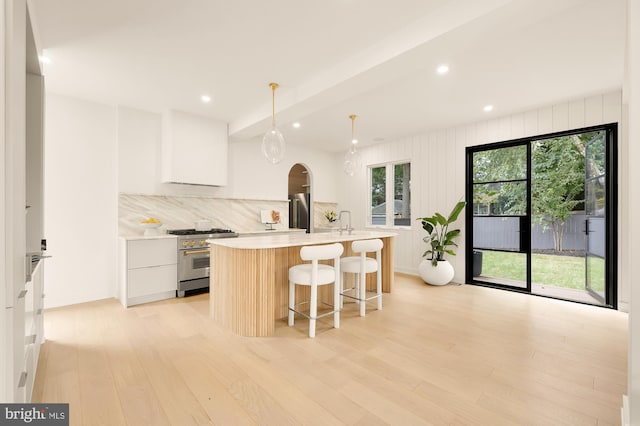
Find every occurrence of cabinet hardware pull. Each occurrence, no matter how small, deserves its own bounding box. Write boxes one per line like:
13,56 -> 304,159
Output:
18,371 -> 28,388
184,249 -> 210,256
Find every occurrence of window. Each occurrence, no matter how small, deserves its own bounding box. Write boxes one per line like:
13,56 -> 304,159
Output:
368,162 -> 411,227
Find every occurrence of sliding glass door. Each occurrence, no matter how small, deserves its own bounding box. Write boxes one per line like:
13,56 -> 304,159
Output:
469,143 -> 530,290
584,131 -> 607,303
465,124 -> 617,308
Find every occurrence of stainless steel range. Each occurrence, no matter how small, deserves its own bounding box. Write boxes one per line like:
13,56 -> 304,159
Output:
167,228 -> 238,297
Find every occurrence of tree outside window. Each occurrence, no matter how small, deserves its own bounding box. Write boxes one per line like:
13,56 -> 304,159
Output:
369,162 -> 411,227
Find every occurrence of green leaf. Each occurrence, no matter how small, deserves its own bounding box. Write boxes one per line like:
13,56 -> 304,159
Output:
422,221 -> 434,234
434,213 -> 447,226
448,201 -> 466,222
445,229 -> 461,239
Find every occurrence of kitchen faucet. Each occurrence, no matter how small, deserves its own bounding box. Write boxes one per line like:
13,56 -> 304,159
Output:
338,210 -> 353,235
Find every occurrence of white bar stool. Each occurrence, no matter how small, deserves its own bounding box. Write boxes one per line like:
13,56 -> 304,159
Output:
340,238 -> 383,317
288,243 -> 344,338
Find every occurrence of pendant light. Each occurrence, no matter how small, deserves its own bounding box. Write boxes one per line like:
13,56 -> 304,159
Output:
343,114 -> 362,176
262,82 -> 286,164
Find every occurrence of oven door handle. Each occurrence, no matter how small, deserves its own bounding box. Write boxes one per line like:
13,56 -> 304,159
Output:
183,249 -> 210,256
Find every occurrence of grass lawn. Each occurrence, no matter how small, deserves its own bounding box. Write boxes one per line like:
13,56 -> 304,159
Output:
480,250 -> 605,292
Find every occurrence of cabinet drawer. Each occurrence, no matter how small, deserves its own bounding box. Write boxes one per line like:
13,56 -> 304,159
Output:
128,264 -> 177,298
128,238 -> 177,269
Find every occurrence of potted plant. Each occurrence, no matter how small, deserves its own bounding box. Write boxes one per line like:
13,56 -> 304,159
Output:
416,200 -> 466,285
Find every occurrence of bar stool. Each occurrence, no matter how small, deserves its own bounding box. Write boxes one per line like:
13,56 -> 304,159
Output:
340,239 -> 383,317
288,243 -> 344,338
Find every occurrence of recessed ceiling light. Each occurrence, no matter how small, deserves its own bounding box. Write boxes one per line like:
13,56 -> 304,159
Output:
483,105 -> 494,112
201,95 -> 211,103
436,64 -> 449,74
292,122 -> 301,129
39,55 -> 51,64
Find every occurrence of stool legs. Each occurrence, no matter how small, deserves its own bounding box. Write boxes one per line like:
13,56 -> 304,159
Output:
376,268 -> 382,311
359,271 -> 366,317
309,284 -> 317,338
288,280 -> 295,326
333,274 -> 341,329
340,272 -> 345,309
341,270 -> 382,316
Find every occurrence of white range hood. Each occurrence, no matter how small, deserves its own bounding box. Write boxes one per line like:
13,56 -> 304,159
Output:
161,110 -> 228,186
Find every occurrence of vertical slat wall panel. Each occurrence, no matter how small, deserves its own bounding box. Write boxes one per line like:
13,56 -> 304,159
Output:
585,94 -> 604,125
511,113 -> 525,139
538,106 -> 553,134
487,118 -> 500,142
569,100 -> 586,129
497,117 -> 511,141
552,102 -> 570,131
524,110 -> 538,136
476,120 -> 489,146
603,91 -> 622,123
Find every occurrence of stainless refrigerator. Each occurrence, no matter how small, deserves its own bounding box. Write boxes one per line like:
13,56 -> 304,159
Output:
289,193 -> 310,232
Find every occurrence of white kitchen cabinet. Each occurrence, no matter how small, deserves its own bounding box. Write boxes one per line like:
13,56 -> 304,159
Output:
26,73 -> 45,254
161,110 -> 228,186
13,258 -> 45,403
119,236 -> 178,307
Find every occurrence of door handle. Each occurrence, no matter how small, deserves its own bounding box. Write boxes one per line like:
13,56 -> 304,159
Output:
183,249 -> 210,256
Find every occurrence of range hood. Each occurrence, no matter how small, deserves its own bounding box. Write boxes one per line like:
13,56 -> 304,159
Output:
161,110 -> 228,186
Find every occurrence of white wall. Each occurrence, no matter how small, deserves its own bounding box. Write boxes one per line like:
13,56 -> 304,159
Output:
226,138 -> 339,202
0,0 -> 8,400
44,94 -> 118,308
337,91 -> 627,307
626,0 -> 640,422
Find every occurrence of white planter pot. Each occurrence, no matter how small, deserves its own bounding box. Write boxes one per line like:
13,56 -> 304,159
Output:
418,259 -> 454,286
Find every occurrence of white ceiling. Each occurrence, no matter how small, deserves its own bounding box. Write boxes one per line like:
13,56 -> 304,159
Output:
28,0 -> 627,153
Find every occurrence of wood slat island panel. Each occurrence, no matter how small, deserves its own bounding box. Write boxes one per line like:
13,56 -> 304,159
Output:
209,231 -> 395,337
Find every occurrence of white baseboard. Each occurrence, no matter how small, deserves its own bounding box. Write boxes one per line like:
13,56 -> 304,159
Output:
622,394 -> 629,426
618,300 -> 630,313
394,266 -> 418,275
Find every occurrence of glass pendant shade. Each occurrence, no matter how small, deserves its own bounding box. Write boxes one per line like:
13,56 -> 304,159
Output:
262,123 -> 286,164
262,82 -> 285,164
343,145 -> 361,176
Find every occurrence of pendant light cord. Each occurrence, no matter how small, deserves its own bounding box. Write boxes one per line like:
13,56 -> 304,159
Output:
349,114 -> 357,143
269,83 -> 279,126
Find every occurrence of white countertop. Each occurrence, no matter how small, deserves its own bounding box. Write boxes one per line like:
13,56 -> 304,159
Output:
119,228 -> 306,240
238,229 -> 307,236
120,234 -> 178,241
208,230 -> 397,249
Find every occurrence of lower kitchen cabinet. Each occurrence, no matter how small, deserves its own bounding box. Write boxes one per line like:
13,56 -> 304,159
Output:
12,258 -> 46,403
119,236 -> 178,307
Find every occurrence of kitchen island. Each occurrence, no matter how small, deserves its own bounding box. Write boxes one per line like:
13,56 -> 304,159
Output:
208,230 -> 396,337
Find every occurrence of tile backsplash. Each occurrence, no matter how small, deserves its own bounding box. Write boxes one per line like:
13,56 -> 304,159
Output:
119,193 -> 337,236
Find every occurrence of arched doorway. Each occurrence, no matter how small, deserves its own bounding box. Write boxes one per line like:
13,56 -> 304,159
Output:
288,163 -> 311,233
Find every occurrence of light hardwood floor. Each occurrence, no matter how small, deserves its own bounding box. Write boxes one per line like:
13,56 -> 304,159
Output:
32,274 -> 627,425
